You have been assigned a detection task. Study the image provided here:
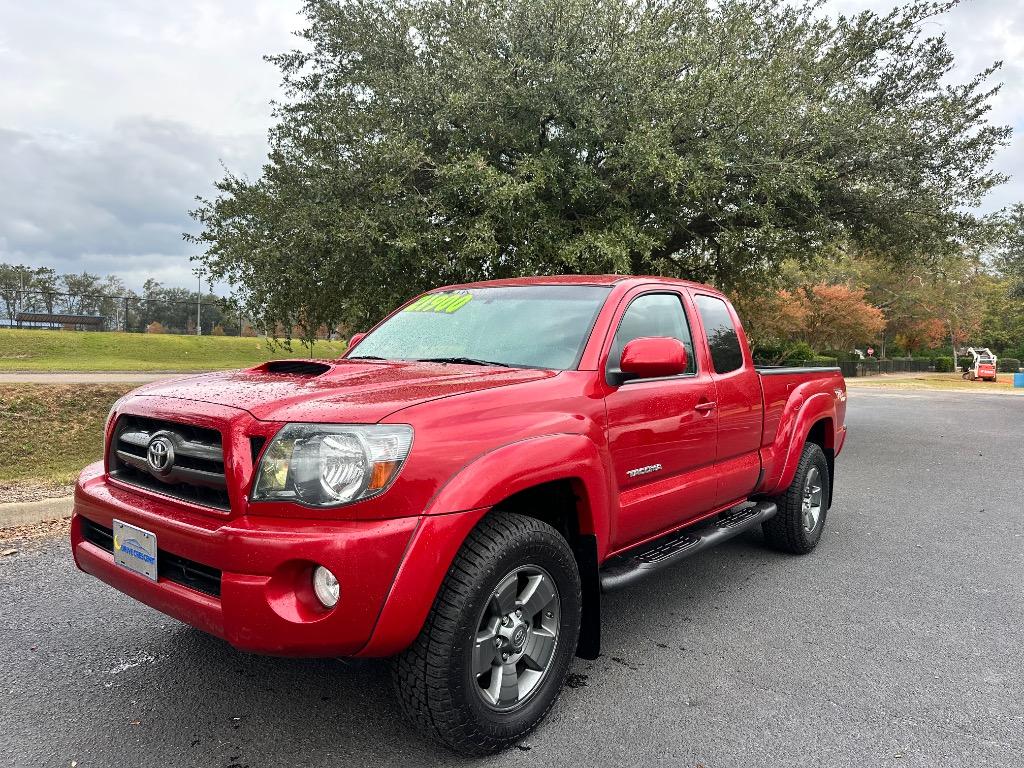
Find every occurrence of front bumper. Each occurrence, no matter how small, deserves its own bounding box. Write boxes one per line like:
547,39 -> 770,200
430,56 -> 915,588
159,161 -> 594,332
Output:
71,463 -> 419,656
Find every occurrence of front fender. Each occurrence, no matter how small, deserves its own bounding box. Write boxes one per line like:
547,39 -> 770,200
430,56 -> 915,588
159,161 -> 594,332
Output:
357,433 -> 612,657
425,433 -> 612,541
758,392 -> 837,496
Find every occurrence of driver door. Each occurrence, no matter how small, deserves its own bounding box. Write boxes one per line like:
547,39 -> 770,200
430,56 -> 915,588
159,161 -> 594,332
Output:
603,290 -> 719,550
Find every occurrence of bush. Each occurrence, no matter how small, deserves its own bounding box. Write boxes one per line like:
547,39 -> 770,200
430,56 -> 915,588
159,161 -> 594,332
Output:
146,321 -> 166,334
998,358 -> 1021,373
750,339 -> 815,366
933,356 -> 954,372
783,341 -> 815,363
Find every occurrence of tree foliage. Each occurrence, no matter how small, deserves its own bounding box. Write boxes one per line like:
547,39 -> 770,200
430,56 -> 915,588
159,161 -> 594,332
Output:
189,0 -> 1011,342
739,282 -> 883,358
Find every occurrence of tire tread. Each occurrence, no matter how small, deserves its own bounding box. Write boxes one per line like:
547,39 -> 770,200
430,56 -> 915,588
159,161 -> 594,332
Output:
763,441 -> 830,555
392,512 -> 579,755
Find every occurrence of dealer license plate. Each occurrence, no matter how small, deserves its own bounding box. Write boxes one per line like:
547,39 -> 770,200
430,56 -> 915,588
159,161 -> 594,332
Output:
112,519 -> 158,581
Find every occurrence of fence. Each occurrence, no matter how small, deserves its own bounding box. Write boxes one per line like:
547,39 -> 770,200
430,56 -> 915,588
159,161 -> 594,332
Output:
788,358 -> 936,378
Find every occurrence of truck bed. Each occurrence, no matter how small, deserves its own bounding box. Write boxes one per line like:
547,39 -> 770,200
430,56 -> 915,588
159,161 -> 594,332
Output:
756,365 -> 844,450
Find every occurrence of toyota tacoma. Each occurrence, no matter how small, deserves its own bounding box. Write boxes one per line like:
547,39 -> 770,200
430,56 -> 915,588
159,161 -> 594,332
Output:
71,275 -> 847,754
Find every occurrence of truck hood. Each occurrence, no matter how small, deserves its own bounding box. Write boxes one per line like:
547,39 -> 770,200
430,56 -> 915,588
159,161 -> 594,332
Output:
129,359 -> 557,423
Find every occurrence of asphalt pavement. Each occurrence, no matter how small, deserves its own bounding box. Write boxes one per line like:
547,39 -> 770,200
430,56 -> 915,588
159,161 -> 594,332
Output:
1,388 -> 1022,767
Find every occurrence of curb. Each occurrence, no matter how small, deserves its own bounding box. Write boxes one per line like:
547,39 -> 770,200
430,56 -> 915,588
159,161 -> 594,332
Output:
0,496 -> 74,529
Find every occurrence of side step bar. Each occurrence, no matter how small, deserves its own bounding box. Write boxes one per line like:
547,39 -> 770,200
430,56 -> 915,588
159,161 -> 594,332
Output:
599,501 -> 778,592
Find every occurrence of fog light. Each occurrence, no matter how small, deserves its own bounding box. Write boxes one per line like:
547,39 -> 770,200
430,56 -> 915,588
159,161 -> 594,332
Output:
312,566 -> 340,608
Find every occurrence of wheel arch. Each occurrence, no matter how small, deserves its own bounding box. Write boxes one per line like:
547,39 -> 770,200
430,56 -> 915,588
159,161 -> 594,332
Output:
761,393 -> 837,499
358,435 -> 610,659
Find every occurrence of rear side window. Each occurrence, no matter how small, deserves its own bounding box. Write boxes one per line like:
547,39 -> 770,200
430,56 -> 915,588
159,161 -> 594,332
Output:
694,295 -> 743,374
608,293 -> 697,375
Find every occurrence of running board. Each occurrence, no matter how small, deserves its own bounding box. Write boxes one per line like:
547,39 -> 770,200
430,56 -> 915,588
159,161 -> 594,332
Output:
599,501 -> 778,592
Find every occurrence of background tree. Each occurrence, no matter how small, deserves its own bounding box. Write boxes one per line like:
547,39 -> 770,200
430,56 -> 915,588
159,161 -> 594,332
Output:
189,0 -> 1011,344
798,284 -> 886,353
0,264 -> 59,323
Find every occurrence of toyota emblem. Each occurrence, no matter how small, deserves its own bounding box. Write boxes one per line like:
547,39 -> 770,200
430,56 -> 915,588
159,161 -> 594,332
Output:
146,436 -> 175,474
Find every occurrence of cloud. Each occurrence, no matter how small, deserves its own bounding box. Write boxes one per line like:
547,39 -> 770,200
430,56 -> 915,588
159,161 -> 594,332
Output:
0,119 -> 265,290
0,0 -> 302,291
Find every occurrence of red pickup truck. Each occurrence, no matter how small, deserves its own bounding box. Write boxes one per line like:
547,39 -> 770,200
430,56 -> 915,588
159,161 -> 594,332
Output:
71,275 -> 846,754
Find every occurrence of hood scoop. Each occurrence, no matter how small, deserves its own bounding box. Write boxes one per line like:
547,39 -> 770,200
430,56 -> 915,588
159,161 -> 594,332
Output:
259,360 -> 333,376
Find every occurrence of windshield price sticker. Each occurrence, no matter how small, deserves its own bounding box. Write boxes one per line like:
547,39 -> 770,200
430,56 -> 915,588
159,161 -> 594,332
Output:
404,292 -> 472,314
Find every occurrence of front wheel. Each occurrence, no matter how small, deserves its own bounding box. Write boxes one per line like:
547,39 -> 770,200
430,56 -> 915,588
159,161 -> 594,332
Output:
392,512 -> 581,755
763,441 -> 831,554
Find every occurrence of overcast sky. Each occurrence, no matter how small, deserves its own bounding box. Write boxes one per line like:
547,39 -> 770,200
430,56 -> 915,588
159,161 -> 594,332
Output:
1,0 -> 1022,293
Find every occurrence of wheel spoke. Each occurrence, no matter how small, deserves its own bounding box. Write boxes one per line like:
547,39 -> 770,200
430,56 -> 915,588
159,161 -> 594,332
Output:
472,623 -> 499,677
521,627 -> 556,671
517,573 -> 556,619
490,574 -> 518,616
496,662 -> 519,707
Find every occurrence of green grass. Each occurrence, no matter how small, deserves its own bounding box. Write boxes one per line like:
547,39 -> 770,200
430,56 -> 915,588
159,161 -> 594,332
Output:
0,384 -> 134,486
0,329 -> 348,372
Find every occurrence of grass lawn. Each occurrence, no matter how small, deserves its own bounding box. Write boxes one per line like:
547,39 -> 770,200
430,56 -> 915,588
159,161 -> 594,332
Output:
845,371 -> 1024,394
0,384 -> 134,492
0,329 -> 348,372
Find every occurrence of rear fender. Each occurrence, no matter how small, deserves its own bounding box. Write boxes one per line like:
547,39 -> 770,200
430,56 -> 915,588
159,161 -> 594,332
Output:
357,433 -> 612,657
758,392 -> 836,497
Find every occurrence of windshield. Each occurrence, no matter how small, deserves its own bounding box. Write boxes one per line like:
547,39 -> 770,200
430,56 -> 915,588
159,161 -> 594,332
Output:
349,285 -> 611,370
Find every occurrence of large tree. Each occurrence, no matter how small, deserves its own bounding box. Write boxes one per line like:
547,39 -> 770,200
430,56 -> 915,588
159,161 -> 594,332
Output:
189,0 -> 1011,342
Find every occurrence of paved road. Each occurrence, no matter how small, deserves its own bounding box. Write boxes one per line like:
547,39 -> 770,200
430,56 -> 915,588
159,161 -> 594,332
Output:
0,372 -> 191,383
2,389 -> 1022,767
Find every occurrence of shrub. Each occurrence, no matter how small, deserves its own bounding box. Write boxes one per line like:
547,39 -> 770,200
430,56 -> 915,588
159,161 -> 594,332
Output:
211,324 -> 226,337
783,341 -> 816,363
997,358 -> 1021,373
146,321 -> 166,334
933,356 -> 954,372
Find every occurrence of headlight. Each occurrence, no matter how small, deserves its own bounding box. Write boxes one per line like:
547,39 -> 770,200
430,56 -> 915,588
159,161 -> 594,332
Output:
251,424 -> 413,507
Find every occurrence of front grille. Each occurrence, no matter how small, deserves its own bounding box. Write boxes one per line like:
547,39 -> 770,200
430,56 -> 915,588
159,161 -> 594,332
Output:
109,415 -> 230,511
82,519 -> 222,597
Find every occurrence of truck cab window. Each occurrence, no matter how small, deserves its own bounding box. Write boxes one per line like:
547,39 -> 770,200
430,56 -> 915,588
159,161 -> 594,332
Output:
608,293 -> 696,375
694,294 -> 743,373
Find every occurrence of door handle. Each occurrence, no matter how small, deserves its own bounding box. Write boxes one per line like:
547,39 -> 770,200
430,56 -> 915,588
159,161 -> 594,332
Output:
694,401 -> 717,413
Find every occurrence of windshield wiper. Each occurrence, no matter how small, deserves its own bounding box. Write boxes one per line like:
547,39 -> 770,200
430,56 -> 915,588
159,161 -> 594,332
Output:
415,356 -> 512,368
347,355 -> 386,360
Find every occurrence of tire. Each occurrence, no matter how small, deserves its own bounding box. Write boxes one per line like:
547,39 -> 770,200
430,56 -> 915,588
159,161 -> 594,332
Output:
392,512 -> 582,756
762,441 -> 830,554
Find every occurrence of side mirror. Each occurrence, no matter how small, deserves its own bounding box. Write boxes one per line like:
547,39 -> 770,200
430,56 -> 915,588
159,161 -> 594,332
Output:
619,337 -> 688,380
347,332 -> 366,351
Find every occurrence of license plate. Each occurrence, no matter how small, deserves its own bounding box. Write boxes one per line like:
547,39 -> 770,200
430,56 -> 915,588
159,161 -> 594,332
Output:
113,520 -> 158,581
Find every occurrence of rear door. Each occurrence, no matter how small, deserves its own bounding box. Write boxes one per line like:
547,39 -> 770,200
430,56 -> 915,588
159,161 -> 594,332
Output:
603,289 -> 719,549
690,292 -> 762,506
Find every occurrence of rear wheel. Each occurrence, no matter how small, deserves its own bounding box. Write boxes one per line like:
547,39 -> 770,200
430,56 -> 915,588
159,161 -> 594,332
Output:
763,441 -> 830,554
392,512 -> 581,755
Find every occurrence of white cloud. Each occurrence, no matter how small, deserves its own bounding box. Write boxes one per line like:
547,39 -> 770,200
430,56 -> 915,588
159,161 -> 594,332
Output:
0,119 -> 265,290
0,0 -> 1021,291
